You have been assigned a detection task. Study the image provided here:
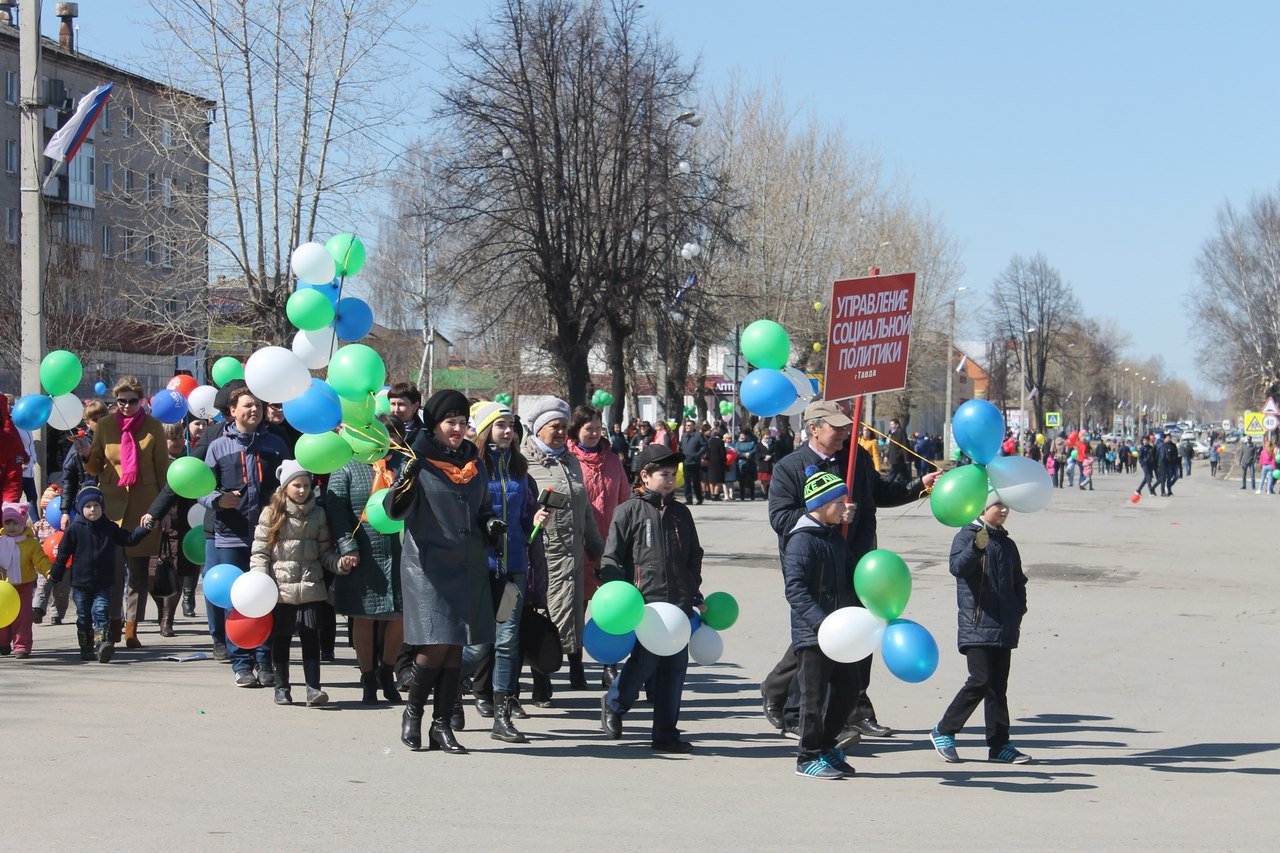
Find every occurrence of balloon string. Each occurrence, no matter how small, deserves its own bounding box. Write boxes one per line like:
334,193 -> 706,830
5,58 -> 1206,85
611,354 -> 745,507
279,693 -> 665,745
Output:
340,420 -> 418,463
859,423 -> 945,472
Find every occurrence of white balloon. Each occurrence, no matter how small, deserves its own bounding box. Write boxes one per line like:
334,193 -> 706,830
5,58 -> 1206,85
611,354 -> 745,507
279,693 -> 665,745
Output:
186,503 -> 207,529
987,455 -> 1054,513
245,346 -> 312,405
188,385 -> 219,420
290,242 -> 336,285
688,625 -> 723,665
292,326 -> 338,370
229,570 -> 279,619
635,601 -> 693,657
779,367 -> 814,416
817,607 -> 887,664
46,392 -> 84,431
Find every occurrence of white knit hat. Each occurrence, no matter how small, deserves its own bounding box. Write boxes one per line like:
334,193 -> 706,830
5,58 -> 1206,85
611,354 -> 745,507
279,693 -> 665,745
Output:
524,397 -> 571,436
276,458 -> 313,490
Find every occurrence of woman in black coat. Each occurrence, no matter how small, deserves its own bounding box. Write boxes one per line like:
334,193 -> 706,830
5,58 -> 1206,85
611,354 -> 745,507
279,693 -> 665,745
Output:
706,427 -> 727,500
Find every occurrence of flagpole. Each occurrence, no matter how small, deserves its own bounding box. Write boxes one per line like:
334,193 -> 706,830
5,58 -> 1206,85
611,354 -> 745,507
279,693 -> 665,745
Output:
40,156 -> 65,192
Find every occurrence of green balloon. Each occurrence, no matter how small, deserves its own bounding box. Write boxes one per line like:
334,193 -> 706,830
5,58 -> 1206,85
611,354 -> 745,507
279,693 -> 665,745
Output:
599,392 -> 614,406
326,233 -> 366,277
590,580 -> 645,635
286,288 -> 336,331
40,350 -> 83,397
701,591 -> 739,630
1273,469 -> 1280,481
340,392 -> 377,427
327,344 -> 386,400
853,549 -> 911,621
740,319 -> 791,370
719,401 -> 733,415
343,419 -> 391,464
295,431 -> 354,475
182,526 -> 206,565
495,392 -> 513,406
930,465 -> 989,527
210,357 -> 244,388
365,487 -> 404,534
167,457 -> 216,499
374,391 -> 391,416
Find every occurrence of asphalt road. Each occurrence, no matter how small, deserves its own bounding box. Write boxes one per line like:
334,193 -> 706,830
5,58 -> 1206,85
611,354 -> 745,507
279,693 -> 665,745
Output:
6,464 -> 1278,850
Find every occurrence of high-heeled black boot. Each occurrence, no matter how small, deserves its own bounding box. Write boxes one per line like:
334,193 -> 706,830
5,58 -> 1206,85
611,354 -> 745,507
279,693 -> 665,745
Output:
531,671 -> 553,707
360,670 -> 380,705
401,662 -> 436,750
429,668 -> 468,754
378,663 -> 403,705
568,651 -> 588,690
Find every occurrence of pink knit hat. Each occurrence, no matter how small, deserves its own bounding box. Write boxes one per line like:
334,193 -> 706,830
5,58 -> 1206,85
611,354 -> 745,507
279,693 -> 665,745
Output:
2,502 -> 29,525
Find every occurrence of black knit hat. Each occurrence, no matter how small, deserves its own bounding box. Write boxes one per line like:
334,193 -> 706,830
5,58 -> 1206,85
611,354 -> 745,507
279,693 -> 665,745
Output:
213,379 -> 248,413
422,389 -> 470,431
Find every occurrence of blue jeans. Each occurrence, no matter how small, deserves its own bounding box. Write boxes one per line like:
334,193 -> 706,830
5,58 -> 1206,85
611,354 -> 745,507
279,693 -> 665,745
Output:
1241,463 -> 1256,490
71,586 -> 111,634
208,542 -> 271,674
606,643 -> 689,742
462,574 -> 527,695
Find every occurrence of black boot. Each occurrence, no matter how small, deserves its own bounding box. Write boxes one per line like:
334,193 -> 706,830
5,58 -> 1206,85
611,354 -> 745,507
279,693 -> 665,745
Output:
94,627 -> 114,664
491,691 -> 527,743
451,697 -> 466,731
360,670 -> 379,705
77,628 -> 94,662
378,664 -> 403,705
602,664 -> 618,690
274,660 -> 292,704
568,651 -> 588,691
531,671 -> 553,708
182,575 -> 197,617
401,662 -> 436,750
474,688 -> 495,718
429,668 -> 468,754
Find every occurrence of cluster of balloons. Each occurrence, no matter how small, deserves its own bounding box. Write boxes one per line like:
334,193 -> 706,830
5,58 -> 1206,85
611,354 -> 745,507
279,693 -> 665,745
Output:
590,389 -> 614,409
11,351 -> 90,432
737,320 -> 815,418
288,235 -> 376,373
584,581 -> 738,666
494,392 -> 513,407
817,549 -> 939,683
203,564 -> 281,647
929,399 -> 1054,527
717,400 -> 733,416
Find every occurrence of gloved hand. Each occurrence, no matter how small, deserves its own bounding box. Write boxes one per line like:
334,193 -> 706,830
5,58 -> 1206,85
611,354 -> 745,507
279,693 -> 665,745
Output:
485,517 -> 507,549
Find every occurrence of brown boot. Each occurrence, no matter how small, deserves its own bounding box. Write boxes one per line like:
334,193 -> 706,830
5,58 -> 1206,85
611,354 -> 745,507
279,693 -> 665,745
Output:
125,620 -> 142,649
110,618 -> 123,644
159,594 -> 178,637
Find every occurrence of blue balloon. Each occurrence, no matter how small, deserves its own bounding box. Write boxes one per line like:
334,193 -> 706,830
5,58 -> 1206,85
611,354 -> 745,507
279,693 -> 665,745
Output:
310,281 -> 342,307
740,369 -> 797,417
880,618 -> 939,683
11,394 -> 53,431
150,389 -> 189,424
45,495 -> 63,529
93,381 -> 108,396
952,399 -> 1005,465
583,618 -> 636,664
203,563 -> 243,611
688,611 -> 702,633
334,297 -> 374,342
282,378 -> 342,434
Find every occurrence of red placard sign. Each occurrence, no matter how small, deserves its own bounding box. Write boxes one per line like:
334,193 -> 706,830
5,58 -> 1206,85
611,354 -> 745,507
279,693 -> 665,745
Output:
823,272 -> 916,401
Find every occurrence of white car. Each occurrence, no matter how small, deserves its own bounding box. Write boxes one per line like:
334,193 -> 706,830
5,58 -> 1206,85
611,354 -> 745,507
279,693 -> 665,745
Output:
1192,440 -> 1210,458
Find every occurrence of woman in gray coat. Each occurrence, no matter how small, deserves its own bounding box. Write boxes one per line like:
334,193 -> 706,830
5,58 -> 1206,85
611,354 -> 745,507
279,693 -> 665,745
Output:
388,390 -> 506,754
521,397 -> 605,704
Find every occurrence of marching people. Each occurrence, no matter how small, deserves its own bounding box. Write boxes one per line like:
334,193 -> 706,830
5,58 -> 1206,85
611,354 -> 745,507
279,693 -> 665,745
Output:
679,418 -> 707,505
1238,437 -> 1258,491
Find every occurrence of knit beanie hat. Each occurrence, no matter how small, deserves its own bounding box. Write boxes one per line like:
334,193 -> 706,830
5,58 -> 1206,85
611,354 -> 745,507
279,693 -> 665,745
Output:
524,397 -> 571,436
421,389 -> 471,431
804,465 -> 849,512
76,486 -> 105,514
471,401 -> 513,438
276,459 -> 313,491
985,488 -> 1004,509
2,501 -> 28,525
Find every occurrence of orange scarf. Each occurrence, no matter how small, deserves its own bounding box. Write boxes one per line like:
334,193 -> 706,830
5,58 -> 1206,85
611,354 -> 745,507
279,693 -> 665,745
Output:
426,456 -> 480,485
360,459 -> 396,523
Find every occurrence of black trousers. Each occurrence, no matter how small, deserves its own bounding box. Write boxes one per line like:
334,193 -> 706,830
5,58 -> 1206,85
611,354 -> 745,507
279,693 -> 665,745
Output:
762,643 -> 874,727
684,464 -> 703,504
938,647 -> 1012,749
1136,466 -> 1157,495
1052,462 -> 1065,488
1158,466 -> 1174,495
271,603 -> 322,690
888,462 -> 911,484
795,647 -> 860,762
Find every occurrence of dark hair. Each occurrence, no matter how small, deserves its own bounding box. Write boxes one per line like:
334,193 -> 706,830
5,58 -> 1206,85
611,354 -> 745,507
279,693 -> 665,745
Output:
378,414 -> 406,444
569,405 -> 601,441
642,459 -> 679,476
476,416 -> 529,480
388,382 -> 421,406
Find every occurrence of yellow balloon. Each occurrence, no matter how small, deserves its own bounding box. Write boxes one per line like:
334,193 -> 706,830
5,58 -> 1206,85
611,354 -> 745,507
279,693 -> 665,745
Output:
675,462 -> 685,489
813,301 -> 824,311
0,580 -> 19,629
1035,433 -> 1045,446
812,342 -> 822,352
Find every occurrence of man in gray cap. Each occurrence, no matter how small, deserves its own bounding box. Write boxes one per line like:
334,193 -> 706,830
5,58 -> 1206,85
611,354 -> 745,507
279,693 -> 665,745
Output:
762,399 -> 939,742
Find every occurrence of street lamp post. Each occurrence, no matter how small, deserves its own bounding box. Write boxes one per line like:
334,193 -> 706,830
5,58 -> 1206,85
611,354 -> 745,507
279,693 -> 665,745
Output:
942,285 -> 967,462
1018,326 -> 1037,451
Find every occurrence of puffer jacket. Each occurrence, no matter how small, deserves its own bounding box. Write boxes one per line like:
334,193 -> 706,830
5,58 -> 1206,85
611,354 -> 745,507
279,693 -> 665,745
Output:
569,439 -> 632,595
1,525 -> 51,584
949,521 -> 1027,651
600,488 -> 703,611
250,495 -> 340,605
781,515 -> 852,649
484,447 -> 536,575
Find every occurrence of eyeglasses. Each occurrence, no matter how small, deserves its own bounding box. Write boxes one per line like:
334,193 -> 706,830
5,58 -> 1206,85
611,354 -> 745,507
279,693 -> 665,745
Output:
116,397 -> 141,406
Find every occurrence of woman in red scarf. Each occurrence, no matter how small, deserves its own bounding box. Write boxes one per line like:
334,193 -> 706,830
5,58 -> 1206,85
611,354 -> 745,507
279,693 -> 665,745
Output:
83,376 -> 170,648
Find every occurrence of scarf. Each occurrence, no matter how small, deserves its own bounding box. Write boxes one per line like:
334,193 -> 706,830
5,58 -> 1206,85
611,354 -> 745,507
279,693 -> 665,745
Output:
361,459 -> 397,523
116,410 -> 146,487
0,533 -> 19,577
425,457 -> 480,485
532,436 -> 567,459
573,439 -> 604,454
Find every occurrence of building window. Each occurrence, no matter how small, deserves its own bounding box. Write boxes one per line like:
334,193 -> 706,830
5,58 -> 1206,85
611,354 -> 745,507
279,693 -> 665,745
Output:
67,143 -> 95,208
5,208 -> 17,244
101,162 -> 113,193
146,172 -> 156,203
121,228 -> 134,261
124,169 -> 135,197
123,105 -> 134,138
101,224 -> 113,257
161,120 -> 173,148
145,235 -> 156,265
101,104 -> 111,133
66,207 -> 92,247
162,177 -> 174,208
4,71 -> 16,106
162,240 -> 173,269
4,139 -> 15,174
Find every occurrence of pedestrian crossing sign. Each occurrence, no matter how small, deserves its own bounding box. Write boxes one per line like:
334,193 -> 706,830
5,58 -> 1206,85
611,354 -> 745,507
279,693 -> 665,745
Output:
1045,411 -> 1062,428
1243,411 -> 1267,436
1264,398 -> 1279,416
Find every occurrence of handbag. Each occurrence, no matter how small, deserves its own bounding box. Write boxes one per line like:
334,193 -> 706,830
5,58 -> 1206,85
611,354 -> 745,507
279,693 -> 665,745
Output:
151,532 -> 177,598
520,605 -> 564,674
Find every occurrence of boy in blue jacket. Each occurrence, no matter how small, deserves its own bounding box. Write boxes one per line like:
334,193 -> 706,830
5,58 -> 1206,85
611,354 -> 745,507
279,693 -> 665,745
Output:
783,467 -> 860,780
930,495 -> 1031,764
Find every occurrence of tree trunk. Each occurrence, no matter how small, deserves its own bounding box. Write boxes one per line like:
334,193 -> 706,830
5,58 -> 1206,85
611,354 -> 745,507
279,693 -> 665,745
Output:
607,317 -> 629,420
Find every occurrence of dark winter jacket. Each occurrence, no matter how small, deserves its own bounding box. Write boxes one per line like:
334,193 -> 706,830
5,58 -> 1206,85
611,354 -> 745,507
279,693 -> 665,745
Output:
781,515 -> 854,649
1137,444 -> 1155,470
600,488 -> 704,611
680,430 -> 708,465
484,447 -> 537,575
61,429 -> 97,508
949,522 -> 1027,651
768,440 -> 925,567
147,421 -> 224,534
884,426 -> 908,466
50,515 -> 152,589
1158,440 -> 1179,471
199,424 -> 287,548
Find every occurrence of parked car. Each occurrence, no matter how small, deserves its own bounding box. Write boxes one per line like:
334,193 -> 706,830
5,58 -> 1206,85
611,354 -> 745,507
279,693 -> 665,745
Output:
1192,440 -> 1210,458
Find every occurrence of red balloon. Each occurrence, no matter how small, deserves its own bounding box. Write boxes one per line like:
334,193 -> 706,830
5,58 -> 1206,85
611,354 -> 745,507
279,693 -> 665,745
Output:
725,447 -> 739,465
1129,492 -> 1141,504
42,530 -> 67,564
226,610 -> 273,648
167,374 -> 199,398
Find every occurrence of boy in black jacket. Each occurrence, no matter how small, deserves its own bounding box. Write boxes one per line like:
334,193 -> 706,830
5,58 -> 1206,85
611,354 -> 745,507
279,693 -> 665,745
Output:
783,468 -> 860,780
599,445 -> 704,753
49,487 -> 154,663
930,495 -> 1030,764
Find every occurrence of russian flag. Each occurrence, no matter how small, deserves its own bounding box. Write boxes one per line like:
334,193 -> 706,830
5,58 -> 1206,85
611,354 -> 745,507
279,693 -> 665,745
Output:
43,82 -> 113,166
